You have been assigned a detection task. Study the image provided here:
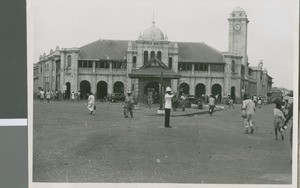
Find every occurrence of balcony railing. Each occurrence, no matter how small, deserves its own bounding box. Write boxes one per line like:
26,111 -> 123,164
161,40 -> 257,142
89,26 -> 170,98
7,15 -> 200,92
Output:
112,69 -> 126,74
95,68 -> 110,74
78,68 -> 93,74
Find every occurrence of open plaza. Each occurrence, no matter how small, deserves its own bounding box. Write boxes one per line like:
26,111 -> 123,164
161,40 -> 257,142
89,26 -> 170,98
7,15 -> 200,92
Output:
33,100 -> 293,184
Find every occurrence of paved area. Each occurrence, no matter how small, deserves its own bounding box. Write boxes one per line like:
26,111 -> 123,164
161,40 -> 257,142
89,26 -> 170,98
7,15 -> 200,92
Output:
33,100 -> 293,184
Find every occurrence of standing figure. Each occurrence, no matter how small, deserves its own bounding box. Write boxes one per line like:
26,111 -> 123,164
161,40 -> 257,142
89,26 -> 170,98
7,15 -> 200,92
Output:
77,91 -> 81,101
273,103 -> 285,140
45,90 -> 51,103
208,95 -> 215,116
282,102 -> 293,131
257,97 -> 262,108
228,98 -> 234,109
215,94 -> 219,103
172,94 -> 179,111
242,95 -> 256,134
71,92 -> 75,101
253,95 -> 258,107
146,91 -> 153,109
180,93 -> 187,111
87,92 -> 95,115
39,89 -> 45,102
164,87 -> 174,128
124,93 -> 134,118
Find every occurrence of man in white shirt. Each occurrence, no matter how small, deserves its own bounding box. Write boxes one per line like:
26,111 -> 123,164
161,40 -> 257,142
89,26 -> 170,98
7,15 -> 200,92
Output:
242,95 -> 256,134
164,87 -> 174,128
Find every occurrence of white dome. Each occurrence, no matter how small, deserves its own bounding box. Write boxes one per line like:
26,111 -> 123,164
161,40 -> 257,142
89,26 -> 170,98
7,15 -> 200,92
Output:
141,21 -> 164,41
233,7 -> 245,12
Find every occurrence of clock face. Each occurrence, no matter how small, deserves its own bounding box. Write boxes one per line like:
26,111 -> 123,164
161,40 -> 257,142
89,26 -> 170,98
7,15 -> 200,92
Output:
233,24 -> 241,31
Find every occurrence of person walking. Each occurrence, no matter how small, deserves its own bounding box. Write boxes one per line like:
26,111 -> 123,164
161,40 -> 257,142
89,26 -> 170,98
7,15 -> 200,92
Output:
282,102 -> 293,131
228,98 -> 234,109
124,92 -> 134,118
87,92 -> 95,115
45,90 -> 51,103
241,95 -> 256,134
273,102 -> 285,140
253,95 -> 258,107
39,89 -> 45,102
164,87 -> 174,128
257,96 -> 262,108
208,95 -> 215,116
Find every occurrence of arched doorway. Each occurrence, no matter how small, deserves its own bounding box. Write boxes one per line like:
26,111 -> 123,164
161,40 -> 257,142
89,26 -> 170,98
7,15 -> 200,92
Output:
195,83 -> 206,98
231,86 -> 236,101
80,80 -> 91,99
144,81 -> 160,103
113,81 -> 124,94
65,82 -> 71,99
212,84 -> 222,102
97,81 -> 108,99
179,83 -> 189,95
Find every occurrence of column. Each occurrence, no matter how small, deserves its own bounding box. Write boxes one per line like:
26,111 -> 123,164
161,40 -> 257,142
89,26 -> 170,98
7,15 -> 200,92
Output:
60,53 -> 65,92
92,61 -> 95,73
190,78 -> 195,95
52,60 -> 56,91
224,64 -> 230,97
70,52 -> 78,93
206,78 -> 211,96
171,79 -> 178,93
192,64 -> 195,76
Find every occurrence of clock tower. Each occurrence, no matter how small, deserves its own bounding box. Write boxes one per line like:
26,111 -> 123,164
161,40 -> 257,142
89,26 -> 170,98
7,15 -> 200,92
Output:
228,7 -> 249,66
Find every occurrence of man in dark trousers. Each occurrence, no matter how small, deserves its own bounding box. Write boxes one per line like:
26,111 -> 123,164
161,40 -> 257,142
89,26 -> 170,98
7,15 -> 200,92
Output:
164,87 -> 174,128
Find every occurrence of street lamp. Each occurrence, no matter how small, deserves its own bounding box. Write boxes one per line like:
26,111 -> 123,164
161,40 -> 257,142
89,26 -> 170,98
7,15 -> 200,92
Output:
157,71 -> 165,115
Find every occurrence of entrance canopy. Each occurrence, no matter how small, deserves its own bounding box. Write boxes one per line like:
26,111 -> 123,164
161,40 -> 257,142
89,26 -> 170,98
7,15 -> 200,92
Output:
129,57 -> 181,79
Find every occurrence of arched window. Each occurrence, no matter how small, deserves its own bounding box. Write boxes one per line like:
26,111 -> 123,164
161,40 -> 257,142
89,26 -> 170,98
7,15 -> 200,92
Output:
157,51 -> 162,61
133,56 -> 137,68
168,57 -> 173,69
144,51 -> 148,65
231,60 -> 235,72
150,51 -> 155,59
67,55 -> 71,67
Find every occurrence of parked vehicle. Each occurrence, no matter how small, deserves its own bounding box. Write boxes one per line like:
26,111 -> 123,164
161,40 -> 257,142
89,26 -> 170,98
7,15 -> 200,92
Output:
108,93 -> 125,102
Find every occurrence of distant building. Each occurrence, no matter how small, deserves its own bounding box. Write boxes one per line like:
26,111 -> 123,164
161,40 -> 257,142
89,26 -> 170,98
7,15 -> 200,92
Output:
271,87 -> 284,99
33,7 -> 273,102
250,61 -> 273,97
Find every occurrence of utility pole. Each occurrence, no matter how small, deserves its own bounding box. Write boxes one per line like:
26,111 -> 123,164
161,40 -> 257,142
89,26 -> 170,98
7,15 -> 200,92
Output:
160,71 -> 163,110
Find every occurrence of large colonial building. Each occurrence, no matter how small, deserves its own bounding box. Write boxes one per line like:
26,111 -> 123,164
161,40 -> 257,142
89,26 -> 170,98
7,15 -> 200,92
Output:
34,7 -> 273,102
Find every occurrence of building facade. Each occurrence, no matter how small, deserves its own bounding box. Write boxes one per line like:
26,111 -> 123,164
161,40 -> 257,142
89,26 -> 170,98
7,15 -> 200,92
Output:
34,7 -> 273,102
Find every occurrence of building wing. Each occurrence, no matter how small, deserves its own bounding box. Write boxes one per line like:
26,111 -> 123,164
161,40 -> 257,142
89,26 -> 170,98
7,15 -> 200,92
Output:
177,42 -> 225,63
78,39 -> 130,60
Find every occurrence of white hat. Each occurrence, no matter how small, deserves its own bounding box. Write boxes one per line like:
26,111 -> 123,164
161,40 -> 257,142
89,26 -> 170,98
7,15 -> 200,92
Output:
166,87 -> 172,92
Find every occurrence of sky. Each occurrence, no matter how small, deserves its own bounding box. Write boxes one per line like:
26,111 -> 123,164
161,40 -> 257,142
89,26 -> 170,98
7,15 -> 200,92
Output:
29,0 -> 298,90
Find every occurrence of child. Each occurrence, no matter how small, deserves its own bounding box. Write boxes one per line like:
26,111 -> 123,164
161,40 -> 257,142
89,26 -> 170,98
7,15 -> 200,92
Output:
273,103 -> 285,140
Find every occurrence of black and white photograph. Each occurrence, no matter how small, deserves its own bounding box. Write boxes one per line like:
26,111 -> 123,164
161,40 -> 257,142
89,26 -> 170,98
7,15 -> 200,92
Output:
28,0 -> 299,187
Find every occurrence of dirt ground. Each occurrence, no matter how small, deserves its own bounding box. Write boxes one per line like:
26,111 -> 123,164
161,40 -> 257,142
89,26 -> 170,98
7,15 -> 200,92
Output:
33,100 -> 293,184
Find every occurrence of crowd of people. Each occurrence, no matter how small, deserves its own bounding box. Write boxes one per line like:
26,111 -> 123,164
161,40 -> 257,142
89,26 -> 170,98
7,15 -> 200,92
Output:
37,87 -> 293,144
36,89 -> 81,102
241,94 -> 293,146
